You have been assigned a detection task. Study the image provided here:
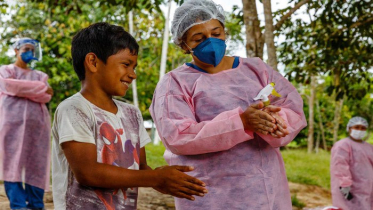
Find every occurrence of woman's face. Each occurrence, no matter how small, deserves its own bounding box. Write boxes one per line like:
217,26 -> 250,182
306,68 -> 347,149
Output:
15,44 -> 35,62
349,124 -> 367,133
182,19 -> 225,52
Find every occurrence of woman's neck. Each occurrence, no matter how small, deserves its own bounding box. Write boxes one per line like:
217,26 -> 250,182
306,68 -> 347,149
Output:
14,60 -> 29,70
349,136 -> 364,143
192,56 -> 234,74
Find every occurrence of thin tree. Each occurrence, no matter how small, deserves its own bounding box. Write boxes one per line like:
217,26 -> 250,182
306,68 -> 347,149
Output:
154,0 -> 172,145
242,0 -> 311,70
129,11 -> 139,108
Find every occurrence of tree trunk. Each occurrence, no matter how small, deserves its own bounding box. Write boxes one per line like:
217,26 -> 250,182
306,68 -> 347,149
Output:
332,99 -> 344,143
315,131 -> 320,154
262,0 -> 278,71
332,70 -> 343,143
307,75 -> 316,153
242,0 -> 264,59
154,0 -> 172,145
159,0 -> 172,80
316,99 -> 327,150
129,11 -> 139,108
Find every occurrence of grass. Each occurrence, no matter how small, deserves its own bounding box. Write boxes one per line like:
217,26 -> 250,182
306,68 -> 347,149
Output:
282,149 -> 331,189
145,143 -> 167,169
291,194 -> 306,209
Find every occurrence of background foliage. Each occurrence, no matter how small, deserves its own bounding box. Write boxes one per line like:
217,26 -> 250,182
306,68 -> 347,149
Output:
0,0 -> 372,157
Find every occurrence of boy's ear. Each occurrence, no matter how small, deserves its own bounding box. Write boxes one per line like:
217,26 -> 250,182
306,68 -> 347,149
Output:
84,53 -> 99,73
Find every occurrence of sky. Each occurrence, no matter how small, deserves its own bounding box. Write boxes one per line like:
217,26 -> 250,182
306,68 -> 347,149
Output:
160,0 -> 309,63
2,0 -> 308,69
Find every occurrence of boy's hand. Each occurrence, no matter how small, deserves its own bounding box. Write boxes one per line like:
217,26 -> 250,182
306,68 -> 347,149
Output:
153,165 -> 207,201
46,87 -> 54,96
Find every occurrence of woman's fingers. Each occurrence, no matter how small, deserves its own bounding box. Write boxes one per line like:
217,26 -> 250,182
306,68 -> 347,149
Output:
258,111 -> 276,123
276,123 -> 289,135
258,123 -> 275,133
270,132 -> 280,138
265,105 -> 281,113
274,129 -> 285,137
272,113 -> 287,129
251,101 -> 264,110
258,129 -> 269,135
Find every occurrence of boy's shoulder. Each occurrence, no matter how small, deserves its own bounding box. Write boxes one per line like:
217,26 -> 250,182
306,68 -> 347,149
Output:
56,93 -> 93,115
114,99 -> 141,115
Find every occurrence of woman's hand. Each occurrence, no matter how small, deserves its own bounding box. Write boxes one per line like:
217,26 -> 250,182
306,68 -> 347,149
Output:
240,102 -> 277,135
46,87 -> 54,96
263,105 -> 289,138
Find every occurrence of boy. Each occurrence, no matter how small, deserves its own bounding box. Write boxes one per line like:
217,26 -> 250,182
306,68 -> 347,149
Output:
0,38 -> 52,210
52,22 -> 207,210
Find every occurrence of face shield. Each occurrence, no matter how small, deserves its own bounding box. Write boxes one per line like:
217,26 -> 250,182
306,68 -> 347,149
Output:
14,38 -> 42,62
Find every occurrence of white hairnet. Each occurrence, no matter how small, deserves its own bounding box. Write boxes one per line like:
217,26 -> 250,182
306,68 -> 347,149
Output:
346,116 -> 368,132
171,0 -> 225,45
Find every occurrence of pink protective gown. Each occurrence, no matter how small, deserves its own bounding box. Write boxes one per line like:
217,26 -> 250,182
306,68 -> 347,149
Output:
331,138 -> 373,210
150,57 -> 307,210
0,64 -> 51,190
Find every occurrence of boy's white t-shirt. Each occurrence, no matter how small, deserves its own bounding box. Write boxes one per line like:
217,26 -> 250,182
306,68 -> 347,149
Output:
52,93 -> 151,210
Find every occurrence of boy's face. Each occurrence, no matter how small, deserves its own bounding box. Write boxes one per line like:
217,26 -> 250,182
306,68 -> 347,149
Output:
96,49 -> 138,97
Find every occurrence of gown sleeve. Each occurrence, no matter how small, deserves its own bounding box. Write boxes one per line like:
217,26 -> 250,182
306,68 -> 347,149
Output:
150,73 -> 254,155
254,59 -> 307,147
331,143 -> 353,187
0,65 -> 51,103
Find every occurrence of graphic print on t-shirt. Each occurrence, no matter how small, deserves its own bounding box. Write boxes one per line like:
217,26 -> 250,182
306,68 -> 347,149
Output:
64,102 -> 142,210
95,121 -> 141,209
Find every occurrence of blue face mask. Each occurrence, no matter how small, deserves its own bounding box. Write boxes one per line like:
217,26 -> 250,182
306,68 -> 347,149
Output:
189,38 -> 226,67
21,51 -> 37,64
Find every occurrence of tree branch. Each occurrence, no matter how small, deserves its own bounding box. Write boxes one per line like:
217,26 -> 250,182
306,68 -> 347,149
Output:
330,16 -> 373,37
274,0 -> 311,31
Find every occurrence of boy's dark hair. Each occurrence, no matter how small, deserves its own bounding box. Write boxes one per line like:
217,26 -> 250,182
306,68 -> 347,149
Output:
71,22 -> 139,81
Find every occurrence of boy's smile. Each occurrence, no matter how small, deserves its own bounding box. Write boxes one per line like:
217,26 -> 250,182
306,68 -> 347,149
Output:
96,48 -> 138,97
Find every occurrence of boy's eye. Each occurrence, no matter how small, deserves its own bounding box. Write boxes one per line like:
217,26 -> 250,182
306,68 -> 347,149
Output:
122,63 -> 130,67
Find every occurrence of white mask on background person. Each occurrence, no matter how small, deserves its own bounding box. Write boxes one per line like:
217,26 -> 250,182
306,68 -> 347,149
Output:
350,129 -> 367,140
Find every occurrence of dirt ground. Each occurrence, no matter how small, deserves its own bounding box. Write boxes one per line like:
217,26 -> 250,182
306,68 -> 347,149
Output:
0,182 -> 331,210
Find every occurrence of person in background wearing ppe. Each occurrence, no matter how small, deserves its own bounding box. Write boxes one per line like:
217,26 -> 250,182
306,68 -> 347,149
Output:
0,38 -> 53,210
331,116 -> 373,210
150,0 -> 307,209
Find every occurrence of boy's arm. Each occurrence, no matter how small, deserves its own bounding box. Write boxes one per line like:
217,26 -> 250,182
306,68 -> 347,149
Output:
62,141 -> 207,200
139,147 -> 152,170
